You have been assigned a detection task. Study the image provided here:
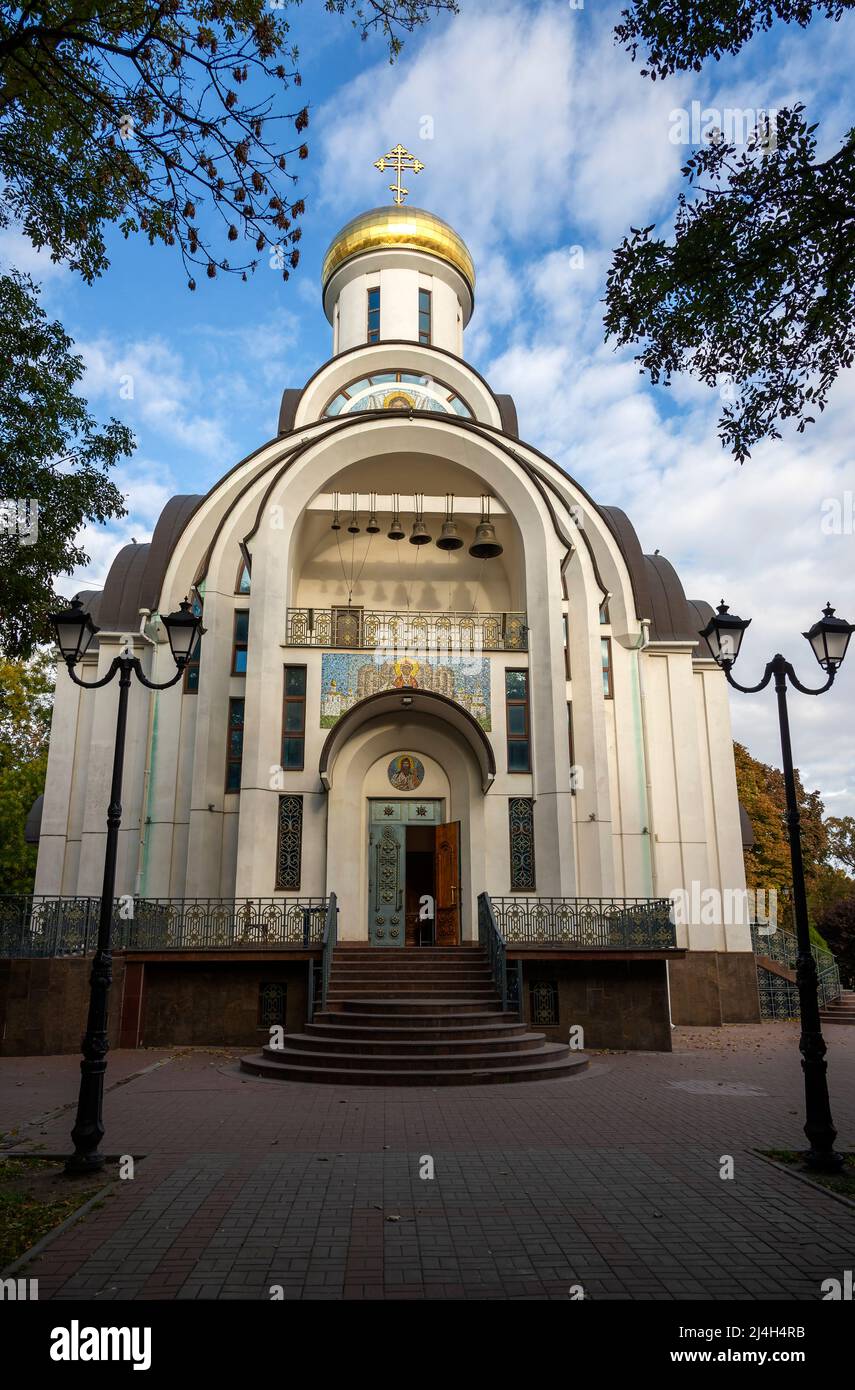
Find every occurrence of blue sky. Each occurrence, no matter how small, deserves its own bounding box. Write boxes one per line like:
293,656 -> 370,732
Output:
5,0 -> 855,814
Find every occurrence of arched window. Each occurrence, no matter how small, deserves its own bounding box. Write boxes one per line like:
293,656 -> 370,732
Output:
236,560 -> 251,595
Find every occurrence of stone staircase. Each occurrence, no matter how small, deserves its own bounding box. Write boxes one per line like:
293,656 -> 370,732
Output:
820,989 -> 855,1026
240,945 -> 588,1085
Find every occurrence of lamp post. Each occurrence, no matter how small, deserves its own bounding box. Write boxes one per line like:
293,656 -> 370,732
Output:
49,597 -> 203,1174
699,601 -> 854,1173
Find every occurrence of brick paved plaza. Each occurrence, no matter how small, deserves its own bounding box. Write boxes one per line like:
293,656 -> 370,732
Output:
2,1024 -> 853,1301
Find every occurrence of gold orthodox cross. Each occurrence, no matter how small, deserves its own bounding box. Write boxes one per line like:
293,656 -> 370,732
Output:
373,143 -> 424,205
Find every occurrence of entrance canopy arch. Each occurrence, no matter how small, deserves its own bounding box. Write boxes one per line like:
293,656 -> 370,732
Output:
319,688 -> 495,794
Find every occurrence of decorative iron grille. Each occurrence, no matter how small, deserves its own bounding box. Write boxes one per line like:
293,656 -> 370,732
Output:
285,608 -> 527,652
529,980 -> 559,1025
0,896 -> 327,954
258,982 -> 287,1028
491,895 -> 677,949
508,798 -> 536,891
276,795 -> 303,891
750,921 -> 841,1015
755,966 -> 800,1020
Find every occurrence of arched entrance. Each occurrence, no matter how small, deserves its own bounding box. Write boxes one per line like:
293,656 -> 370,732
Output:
320,692 -> 493,943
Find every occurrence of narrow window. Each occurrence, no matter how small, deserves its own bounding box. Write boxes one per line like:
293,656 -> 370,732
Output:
367,287 -> 381,344
232,609 -> 249,674
509,796 -> 536,890
276,794 -> 303,890
505,669 -> 531,773
418,288 -> 432,345
236,560 -> 251,595
599,600 -> 610,624
601,636 -> 613,699
225,697 -> 245,793
567,703 -> 576,794
282,665 -> 307,770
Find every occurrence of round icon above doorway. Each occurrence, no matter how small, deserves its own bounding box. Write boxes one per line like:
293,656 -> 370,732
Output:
388,754 -> 425,791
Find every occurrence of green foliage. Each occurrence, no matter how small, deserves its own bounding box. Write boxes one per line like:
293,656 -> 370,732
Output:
608,3 -> 855,459
0,0 -> 455,283
615,1 -> 855,77
0,652 -> 53,893
0,271 -> 132,659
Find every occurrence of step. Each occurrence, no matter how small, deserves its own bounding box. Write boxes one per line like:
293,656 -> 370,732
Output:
326,984 -> 498,996
313,1009 -> 514,1028
327,997 -> 503,1015
262,1039 -> 559,1070
240,1048 -> 589,1086
328,969 -> 495,982
282,1031 -> 546,1057
306,1018 -> 530,1042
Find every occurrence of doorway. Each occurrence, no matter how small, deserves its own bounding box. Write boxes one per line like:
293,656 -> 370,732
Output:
368,799 -> 460,946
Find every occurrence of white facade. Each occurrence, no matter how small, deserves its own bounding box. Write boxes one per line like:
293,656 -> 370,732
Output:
36,204 -> 751,994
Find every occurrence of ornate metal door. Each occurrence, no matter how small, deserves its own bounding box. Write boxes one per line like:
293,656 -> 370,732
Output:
435,821 -> 461,945
369,821 -> 406,946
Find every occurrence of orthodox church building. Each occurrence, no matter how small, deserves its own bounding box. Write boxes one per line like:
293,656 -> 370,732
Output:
28,162 -> 760,1059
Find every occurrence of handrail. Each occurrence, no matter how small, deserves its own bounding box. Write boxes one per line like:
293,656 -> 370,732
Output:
321,892 -> 338,1012
478,892 -> 513,1012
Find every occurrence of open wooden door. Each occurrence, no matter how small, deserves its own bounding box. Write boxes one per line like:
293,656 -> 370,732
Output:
434,821 -> 461,945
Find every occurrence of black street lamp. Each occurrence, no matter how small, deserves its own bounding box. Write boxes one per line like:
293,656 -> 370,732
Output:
49,597 -> 203,1174
699,600 -> 854,1172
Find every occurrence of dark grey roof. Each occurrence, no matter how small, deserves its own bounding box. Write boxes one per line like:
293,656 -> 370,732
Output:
495,395 -> 519,438
739,802 -> 755,851
686,598 -> 715,650
643,554 -> 695,642
77,495 -> 203,629
278,388 -> 302,436
24,794 -> 43,844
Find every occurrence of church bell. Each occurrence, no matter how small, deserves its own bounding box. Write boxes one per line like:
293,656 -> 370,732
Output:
469,498 -> 503,559
436,495 -> 464,551
409,517 -> 432,545
436,518 -> 463,551
387,516 -> 405,541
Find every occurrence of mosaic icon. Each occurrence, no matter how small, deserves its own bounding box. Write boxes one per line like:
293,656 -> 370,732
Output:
387,754 -> 425,791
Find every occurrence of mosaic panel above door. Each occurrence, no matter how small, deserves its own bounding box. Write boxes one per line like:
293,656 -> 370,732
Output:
320,653 -> 491,730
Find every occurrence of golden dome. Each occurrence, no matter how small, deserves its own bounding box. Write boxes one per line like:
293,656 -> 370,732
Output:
321,207 -> 475,299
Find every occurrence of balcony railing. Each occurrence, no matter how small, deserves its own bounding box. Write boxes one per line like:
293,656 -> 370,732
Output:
284,608 -> 528,652
490,896 -> 678,950
0,896 -> 328,956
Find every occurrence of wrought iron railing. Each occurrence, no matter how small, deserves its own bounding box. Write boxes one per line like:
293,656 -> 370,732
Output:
490,896 -> 677,950
284,608 -> 528,652
320,892 -> 338,1016
750,921 -> 841,1016
0,896 -> 328,956
478,892 -> 515,1012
